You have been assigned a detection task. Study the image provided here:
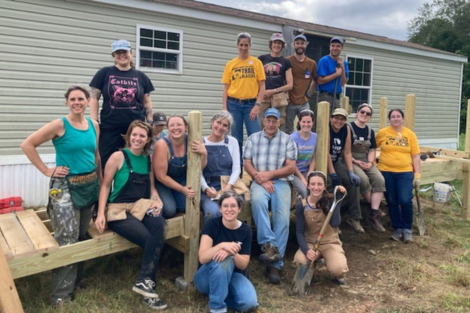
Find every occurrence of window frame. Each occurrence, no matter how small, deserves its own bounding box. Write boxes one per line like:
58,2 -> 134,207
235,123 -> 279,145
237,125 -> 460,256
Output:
135,24 -> 183,74
344,55 -> 374,113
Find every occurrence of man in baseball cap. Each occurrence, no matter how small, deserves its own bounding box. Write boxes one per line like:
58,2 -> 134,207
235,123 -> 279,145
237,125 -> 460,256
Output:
317,36 -> 349,113
286,34 -> 317,134
243,107 -> 297,284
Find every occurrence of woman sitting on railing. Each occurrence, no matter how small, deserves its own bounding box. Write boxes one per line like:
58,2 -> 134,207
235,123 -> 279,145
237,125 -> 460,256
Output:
94,120 -> 168,310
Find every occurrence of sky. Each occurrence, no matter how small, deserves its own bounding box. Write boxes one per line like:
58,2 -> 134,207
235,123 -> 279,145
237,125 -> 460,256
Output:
196,0 -> 431,41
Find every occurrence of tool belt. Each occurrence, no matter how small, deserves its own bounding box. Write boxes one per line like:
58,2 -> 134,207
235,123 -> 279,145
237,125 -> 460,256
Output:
66,170 -> 99,209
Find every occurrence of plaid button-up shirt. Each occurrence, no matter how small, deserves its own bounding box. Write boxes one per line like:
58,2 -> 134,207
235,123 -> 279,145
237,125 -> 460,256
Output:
243,130 -> 297,181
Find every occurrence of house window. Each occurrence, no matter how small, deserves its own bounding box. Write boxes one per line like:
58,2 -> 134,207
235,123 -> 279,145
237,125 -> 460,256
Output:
136,24 -> 183,74
345,56 -> 373,112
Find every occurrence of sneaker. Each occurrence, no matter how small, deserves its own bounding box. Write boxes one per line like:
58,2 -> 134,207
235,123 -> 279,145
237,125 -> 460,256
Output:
133,278 -> 158,298
403,230 -> 413,244
345,217 -> 365,233
334,277 -> 346,285
143,297 -> 168,310
259,243 -> 282,264
266,266 -> 281,284
366,210 -> 385,232
389,229 -> 403,241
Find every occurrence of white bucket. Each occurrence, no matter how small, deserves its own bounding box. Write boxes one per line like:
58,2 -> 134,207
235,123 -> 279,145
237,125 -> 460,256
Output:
433,183 -> 452,203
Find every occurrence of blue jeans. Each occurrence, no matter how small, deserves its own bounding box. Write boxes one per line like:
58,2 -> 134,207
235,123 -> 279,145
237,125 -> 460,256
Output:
155,181 -> 186,218
108,212 -> 167,281
200,192 -> 222,221
381,171 -> 414,231
227,99 -> 261,167
250,180 -> 291,269
194,259 -> 258,313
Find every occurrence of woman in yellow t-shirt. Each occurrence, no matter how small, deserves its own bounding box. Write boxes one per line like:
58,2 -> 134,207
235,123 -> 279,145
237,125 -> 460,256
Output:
375,109 -> 420,244
222,32 -> 266,169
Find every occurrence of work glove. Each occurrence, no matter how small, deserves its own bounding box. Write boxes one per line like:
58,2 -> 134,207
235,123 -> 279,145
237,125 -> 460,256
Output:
413,173 -> 421,188
330,173 -> 341,187
348,170 -> 361,186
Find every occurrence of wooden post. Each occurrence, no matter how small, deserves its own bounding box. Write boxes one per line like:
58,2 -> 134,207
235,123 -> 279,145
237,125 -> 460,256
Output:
465,99 -> 470,153
0,246 -> 24,313
404,94 -> 416,131
463,163 -> 470,220
342,96 -> 350,115
379,97 -> 388,130
184,111 -> 202,282
315,101 -> 330,175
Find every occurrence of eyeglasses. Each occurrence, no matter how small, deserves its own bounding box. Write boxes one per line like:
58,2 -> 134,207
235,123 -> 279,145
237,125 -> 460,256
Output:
359,110 -> 372,116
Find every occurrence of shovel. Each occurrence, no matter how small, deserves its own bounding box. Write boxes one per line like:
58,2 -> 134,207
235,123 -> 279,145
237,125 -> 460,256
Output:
415,186 -> 425,236
291,186 -> 347,296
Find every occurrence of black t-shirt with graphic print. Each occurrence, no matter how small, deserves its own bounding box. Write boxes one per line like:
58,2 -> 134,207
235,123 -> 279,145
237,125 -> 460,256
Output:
90,66 -> 154,129
258,54 -> 292,90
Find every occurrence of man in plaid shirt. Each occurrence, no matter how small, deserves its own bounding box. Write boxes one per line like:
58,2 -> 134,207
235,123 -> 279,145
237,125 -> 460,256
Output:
244,108 -> 297,284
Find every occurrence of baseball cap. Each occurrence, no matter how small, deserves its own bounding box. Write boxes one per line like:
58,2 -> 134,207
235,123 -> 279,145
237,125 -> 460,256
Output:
331,108 -> 348,118
293,34 -> 307,41
264,108 -> 281,119
111,40 -> 131,52
152,112 -> 167,126
269,33 -> 286,43
330,36 -> 344,45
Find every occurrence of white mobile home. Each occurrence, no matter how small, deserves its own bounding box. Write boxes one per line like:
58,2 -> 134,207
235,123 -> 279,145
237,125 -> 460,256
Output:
0,0 -> 466,205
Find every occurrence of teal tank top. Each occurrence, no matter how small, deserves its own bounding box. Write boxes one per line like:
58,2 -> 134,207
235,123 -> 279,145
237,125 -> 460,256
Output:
109,148 -> 149,202
53,117 -> 96,174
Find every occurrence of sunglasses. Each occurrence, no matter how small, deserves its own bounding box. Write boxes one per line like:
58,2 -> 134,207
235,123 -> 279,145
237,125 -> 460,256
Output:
359,110 -> 372,116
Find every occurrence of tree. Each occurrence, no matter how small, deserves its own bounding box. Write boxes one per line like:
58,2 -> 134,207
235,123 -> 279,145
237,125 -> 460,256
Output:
408,0 -> 470,134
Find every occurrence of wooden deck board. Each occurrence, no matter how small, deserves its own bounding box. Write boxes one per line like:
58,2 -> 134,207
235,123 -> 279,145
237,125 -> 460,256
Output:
16,210 -> 58,253
0,232 -> 13,260
0,214 -> 35,258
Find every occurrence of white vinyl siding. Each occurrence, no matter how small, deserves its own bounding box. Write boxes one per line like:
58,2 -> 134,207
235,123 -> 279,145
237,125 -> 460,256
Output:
0,0 -> 274,156
342,44 -> 461,145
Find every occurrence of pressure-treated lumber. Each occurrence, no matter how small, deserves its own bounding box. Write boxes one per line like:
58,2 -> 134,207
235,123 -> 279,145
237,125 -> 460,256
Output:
184,111 -> 202,283
16,210 -> 58,254
379,97 -> 388,130
404,94 -> 416,130
466,99 -> 470,153
0,246 -> 24,313
315,101 -> 330,175
0,214 -> 35,258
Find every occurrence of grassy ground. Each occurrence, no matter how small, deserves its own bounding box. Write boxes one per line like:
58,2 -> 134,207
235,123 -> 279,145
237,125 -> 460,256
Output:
15,190 -> 469,313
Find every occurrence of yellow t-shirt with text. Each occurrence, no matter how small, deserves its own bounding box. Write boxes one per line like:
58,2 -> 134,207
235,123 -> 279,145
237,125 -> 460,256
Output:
375,126 -> 420,172
222,56 -> 266,100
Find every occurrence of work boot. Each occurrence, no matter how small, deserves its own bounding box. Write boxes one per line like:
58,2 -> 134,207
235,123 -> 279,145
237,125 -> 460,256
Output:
345,217 -> 365,233
366,209 -> 386,232
266,266 -> 281,284
259,243 -> 282,264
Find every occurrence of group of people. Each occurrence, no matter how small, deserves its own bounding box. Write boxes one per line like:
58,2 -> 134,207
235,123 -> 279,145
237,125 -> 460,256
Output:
19,33 -> 421,313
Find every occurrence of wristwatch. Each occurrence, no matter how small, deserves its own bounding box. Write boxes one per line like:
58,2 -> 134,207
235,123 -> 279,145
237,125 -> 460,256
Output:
255,102 -> 260,106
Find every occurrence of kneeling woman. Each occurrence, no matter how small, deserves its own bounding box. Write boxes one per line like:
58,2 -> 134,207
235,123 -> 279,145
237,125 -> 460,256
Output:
294,171 -> 348,284
194,191 -> 258,313
95,120 -> 168,310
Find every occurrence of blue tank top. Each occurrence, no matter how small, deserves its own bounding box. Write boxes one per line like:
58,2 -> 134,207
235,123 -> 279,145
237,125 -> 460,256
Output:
53,117 -> 96,174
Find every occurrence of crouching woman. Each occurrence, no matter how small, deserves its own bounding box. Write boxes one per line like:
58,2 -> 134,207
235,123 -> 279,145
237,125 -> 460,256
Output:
94,120 -> 168,310
294,171 -> 348,284
194,191 -> 258,313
